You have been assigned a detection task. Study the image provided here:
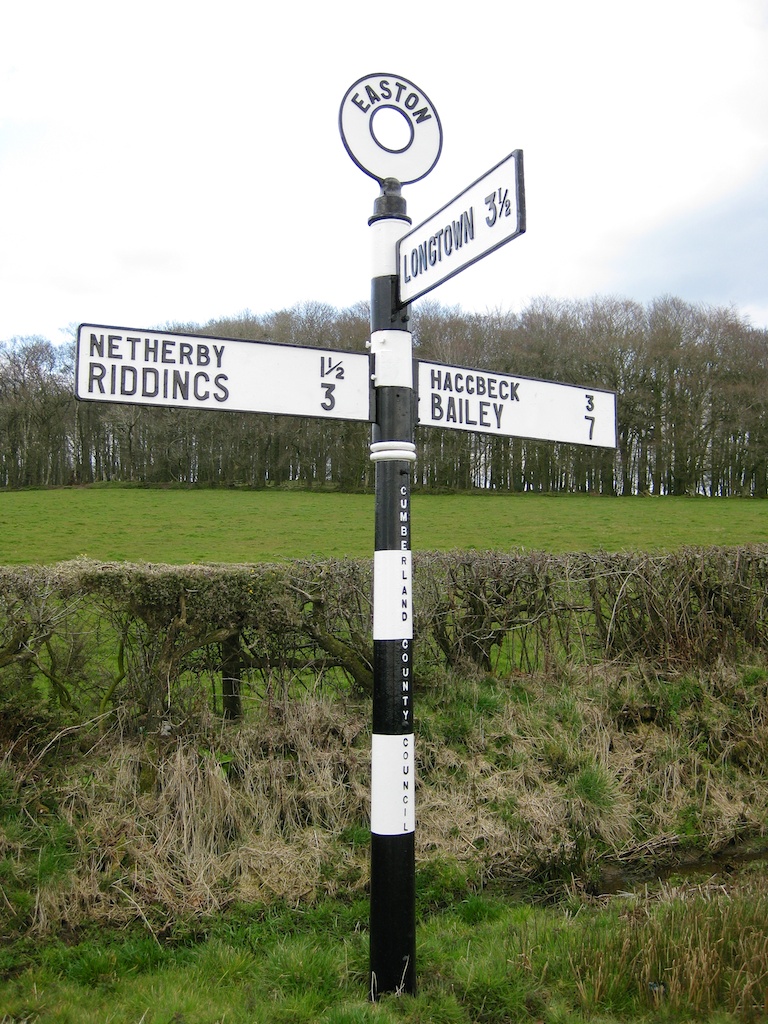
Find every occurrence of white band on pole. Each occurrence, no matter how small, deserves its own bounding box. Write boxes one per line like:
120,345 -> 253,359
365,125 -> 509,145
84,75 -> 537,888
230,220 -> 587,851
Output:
370,440 -> 417,462
371,733 -> 416,835
371,217 -> 410,278
370,330 -> 414,389
373,550 -> 413,639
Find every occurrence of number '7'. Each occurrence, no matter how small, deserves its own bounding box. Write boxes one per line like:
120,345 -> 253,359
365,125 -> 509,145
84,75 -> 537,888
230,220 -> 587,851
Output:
585,394 -> 595,439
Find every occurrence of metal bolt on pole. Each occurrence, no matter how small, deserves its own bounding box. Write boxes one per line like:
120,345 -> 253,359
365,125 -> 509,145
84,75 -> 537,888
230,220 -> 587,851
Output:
368,177 -> 417,999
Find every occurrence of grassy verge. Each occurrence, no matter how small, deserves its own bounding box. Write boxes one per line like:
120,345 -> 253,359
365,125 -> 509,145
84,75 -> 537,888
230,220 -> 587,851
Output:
3,658 -> 768,1020
3,875 -> 768,1022
2,488 -> 768,564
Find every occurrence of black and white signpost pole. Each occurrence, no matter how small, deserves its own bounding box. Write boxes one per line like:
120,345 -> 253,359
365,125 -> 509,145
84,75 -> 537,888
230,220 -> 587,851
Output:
368,176 -> 417,998
340,74 -> 443,999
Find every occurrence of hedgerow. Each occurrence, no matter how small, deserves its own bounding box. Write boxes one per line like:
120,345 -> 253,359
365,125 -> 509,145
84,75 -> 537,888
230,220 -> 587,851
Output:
2,546 -> 768,727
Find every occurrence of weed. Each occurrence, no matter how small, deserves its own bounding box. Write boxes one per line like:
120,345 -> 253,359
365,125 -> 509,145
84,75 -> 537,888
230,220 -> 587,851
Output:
569,764 -> 617,812
416,859 -> 474,916
742,666 -> 768,686
194,940 -> 258,986
5,642 -> 768,1020
455,895 -> 505,925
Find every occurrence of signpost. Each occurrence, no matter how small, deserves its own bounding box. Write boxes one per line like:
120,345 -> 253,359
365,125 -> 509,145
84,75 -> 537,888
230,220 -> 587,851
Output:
74,73 -> 618,1005
338,72 -> 610,1002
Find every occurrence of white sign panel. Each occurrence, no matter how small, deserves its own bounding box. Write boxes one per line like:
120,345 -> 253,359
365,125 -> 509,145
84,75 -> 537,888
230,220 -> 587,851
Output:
397,150 -> 525,305
418,360 -> 617,448
76,325 -> 373,422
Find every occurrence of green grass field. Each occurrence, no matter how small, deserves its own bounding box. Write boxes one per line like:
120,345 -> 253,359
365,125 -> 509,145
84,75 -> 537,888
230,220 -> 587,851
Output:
0,487 -> 767,564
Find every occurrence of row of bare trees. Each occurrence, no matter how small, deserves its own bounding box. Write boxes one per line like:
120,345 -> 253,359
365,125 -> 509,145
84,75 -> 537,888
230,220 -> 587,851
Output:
1,296 -> 767,495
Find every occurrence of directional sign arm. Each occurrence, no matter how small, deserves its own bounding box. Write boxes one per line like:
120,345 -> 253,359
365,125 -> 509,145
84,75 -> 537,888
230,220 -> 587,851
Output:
76,325 -> 374,423
397,150 -> 525,306
417,360 -> 617,448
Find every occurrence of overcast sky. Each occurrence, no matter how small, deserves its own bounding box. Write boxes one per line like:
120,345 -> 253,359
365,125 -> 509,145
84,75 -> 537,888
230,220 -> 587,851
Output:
2,0 -> 767,347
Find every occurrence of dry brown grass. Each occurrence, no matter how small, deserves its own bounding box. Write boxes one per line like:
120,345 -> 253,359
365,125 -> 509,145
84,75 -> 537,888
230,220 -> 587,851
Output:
534,870 -> 768,1019
33,699 -> 371,931
15,658 -> 768,934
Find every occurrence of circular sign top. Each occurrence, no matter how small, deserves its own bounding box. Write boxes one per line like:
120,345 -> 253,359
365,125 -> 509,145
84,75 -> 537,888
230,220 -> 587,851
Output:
339,74 -> 442,185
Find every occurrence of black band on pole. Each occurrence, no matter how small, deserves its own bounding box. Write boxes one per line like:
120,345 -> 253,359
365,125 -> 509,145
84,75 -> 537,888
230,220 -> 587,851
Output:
368,179 -> 417,1000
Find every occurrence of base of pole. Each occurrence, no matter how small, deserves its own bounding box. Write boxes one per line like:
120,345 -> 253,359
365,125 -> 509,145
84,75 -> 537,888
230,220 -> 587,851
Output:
369,831 -> 416,999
